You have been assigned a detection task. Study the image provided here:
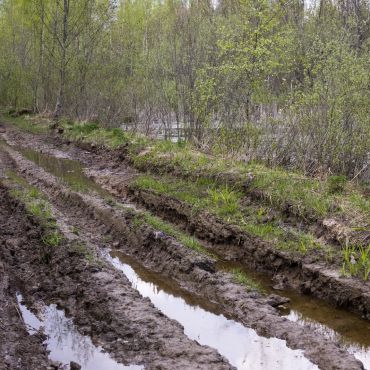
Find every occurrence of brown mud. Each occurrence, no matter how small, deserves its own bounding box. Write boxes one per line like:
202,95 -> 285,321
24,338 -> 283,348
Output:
34,130 -> 370,321
0,133 -> 366,369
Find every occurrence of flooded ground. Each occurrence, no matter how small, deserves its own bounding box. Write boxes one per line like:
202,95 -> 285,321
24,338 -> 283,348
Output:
286,310 -> 370,367
16,294 -> 143,370
17,144 -> 370,370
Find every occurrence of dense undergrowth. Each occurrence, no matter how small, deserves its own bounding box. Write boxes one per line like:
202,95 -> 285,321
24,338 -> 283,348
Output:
1,0 -> 369,179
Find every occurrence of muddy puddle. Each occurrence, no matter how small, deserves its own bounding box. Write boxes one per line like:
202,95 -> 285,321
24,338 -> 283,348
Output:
286,310 -> 370,367
16,146 -> 108,196
9,143 -> 370,369
16,293 -> 143,370
216,261 -> 370,369
107,250 -> 318,370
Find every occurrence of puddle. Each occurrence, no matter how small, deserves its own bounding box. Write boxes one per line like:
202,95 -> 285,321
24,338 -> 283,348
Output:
108,251 -> 319,370
217,260 -> 370,369
17,147 -> 108,196
16,293 -> 142,370
285,310 -> 370,368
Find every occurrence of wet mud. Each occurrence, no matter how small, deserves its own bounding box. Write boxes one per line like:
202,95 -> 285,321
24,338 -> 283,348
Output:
108,251 -> 318,370
0,262 -> 51,370
0,183 -> 232,369
16,293 -> 143,370
0,121 -> 369,369
0,142 -> 365,370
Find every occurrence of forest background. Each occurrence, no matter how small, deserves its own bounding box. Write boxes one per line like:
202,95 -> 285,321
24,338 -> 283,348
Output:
0,0 -> 369,178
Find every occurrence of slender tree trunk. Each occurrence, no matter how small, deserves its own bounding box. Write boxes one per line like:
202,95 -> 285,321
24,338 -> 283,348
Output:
54,0 -> 69,119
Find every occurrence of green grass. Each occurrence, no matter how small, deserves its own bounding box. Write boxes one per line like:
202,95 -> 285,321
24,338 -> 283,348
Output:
42,230 -> 62,247
131,173 -> 323,255
121,199 -> 209,254
133,174 -> 242,219
6,171 -> 63,255
342,244 -> 370,281
232,268 -> 263,291
69,242 -> 95,263
62,121 -> 131,149
71,225 -> 80,235
248,165 -> 330,218
130,138 -> 369,231
3,113 -> 49,134
129,135 -> 369,228
131,138 -> 231,178
134,211 -> 211,255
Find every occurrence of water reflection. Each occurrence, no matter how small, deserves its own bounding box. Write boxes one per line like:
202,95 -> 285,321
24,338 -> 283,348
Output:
17,147 -> 108,196
217,260 -> 370,369
285,310 -> 370,369
108,251 -> 318,370
16,294 -> 142,370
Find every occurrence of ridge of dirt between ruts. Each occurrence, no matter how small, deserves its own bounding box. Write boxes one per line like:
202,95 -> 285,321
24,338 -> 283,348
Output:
1,145 -> 365,370
127,187 -> 370,320
0,147 -> 51,370
0,188 -> 232,369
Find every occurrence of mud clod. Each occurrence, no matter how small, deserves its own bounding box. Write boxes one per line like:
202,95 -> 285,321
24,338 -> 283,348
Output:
69,361 -> 81,370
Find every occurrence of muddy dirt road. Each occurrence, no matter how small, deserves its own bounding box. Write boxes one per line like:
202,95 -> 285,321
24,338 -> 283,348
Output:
0,122 -> 369,370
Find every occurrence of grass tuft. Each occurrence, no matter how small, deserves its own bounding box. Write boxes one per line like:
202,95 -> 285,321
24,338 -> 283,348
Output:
232,268 -> 263,291
3,113 -> 49,134
5,171 -> 63,262
62,120 -> 130,149
132,173 -> 323,254
134,211 -> 210,255
342,244 -> 370,280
